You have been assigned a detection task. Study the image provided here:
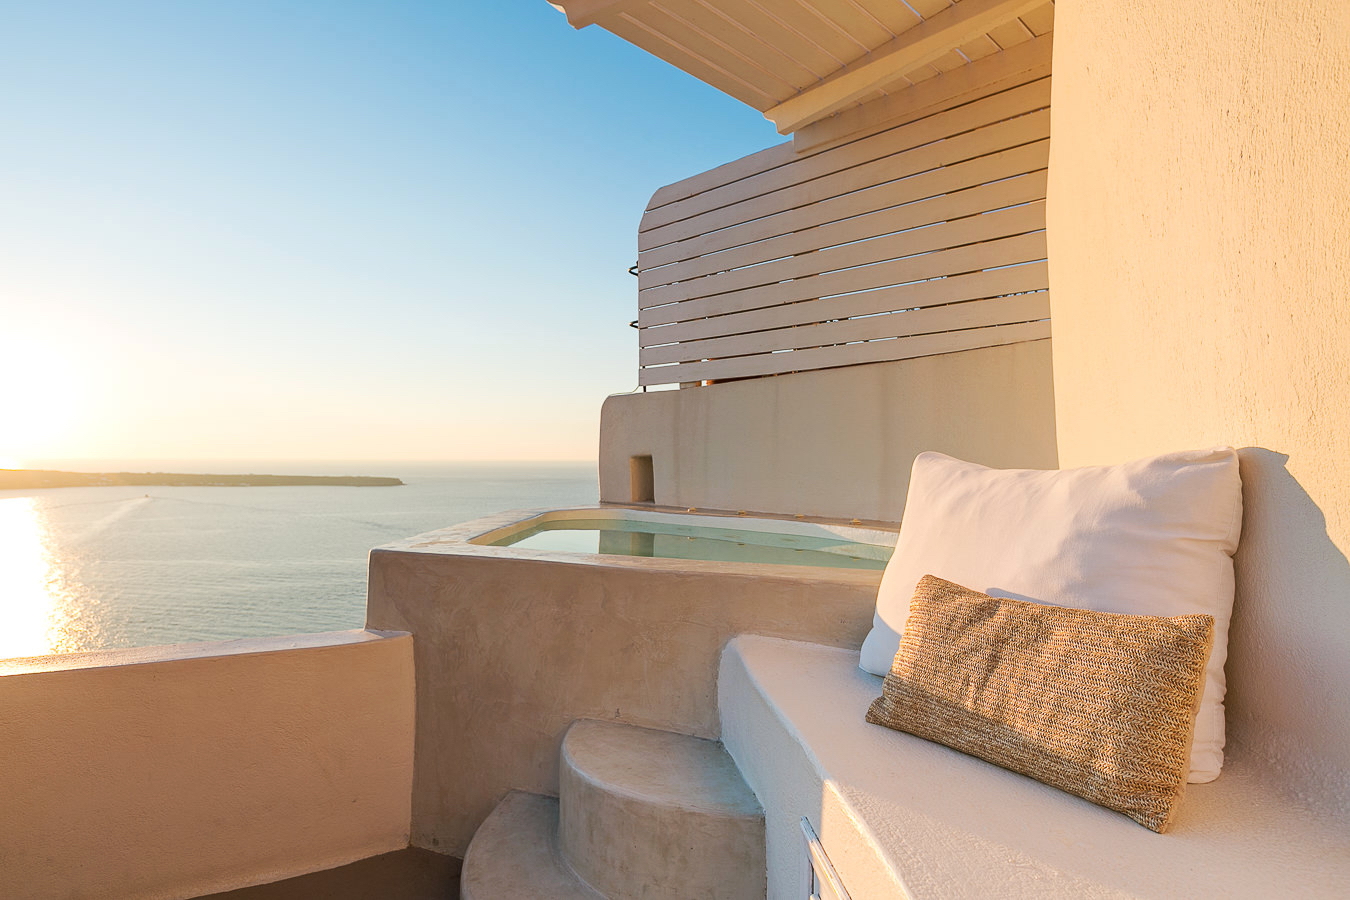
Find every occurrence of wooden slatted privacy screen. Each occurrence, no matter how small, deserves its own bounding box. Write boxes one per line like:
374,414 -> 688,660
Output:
635,76 -> 1052,387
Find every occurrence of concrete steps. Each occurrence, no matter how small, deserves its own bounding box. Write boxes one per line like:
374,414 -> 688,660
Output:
460,791 -> 601,900
560,719 -> 766,900
462,720 -> 765,899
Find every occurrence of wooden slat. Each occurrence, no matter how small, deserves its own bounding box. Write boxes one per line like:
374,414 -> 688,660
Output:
643,77 -> 1049,231
849,0 -> 923,35
647,141 -> 796,213
640,260 -> 1048,345
802,0 -> 894,50
928,48 -> 968,74
748,0 -> 868,64
795,37 -> 1051,153
639,167 -> 1047,290
906,0 -> 957,18
639,199 -> 1045,309
622,4 -> 802,100
640,291 -> 1049,365
639,321 -> 1051,384
904,63 -> 944,85
681,0 -> 844,80
764,0 -> 1047,132
641,105 -> 1049,255
987,18 -> 1035,49
648,114 -> 1047,260
640,77 -> 1050,233
665,1 -> 823,91
958,34 -> 1003,62
640,230 -> 1047,326
640,139 -> 1048,270
1019,2 -> 1056,36
603,15 -> 778,111
647,64 -> 1048,221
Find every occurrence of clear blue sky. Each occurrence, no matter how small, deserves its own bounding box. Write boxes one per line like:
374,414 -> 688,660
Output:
0,1 -> 781,464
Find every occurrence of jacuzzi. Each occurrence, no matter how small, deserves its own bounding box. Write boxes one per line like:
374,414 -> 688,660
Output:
366,505 -> 895,851
468,506 -> 896,571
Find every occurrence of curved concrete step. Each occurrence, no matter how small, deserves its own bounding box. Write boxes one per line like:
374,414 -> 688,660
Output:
559,719 -> 766,900
460,791 -> 602,900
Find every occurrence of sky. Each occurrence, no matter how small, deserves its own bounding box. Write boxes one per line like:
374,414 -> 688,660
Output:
0,1 -> 782,466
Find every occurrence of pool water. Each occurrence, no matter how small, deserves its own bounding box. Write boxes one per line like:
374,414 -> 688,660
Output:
488,517 -> 892,570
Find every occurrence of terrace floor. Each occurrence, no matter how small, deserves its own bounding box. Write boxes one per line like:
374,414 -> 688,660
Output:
200,849 -> 459,900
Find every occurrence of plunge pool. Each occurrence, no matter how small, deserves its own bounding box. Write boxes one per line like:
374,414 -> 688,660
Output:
470,508 -> 895,571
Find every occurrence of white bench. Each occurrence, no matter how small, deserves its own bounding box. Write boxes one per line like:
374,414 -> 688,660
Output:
718,634 -> 1350,899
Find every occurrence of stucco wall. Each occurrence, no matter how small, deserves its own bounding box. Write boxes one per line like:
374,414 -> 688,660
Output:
1048,1 -> 1350,812
600,341 -> 1059,521
366,516 -> 885,857
0,631 -> 415,900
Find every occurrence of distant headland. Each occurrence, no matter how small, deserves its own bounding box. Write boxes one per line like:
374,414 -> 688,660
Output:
0,469 -> 404,489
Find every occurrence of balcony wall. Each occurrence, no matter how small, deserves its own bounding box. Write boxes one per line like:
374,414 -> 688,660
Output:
1048,0 -> 1350,819
0,630 -> 415,900
366,519 -> 885,857
601,340 -> 1058,519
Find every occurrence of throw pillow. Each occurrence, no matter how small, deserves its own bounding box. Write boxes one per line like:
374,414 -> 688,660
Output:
866,576 -> 1214,832
859,448 -> 1241,782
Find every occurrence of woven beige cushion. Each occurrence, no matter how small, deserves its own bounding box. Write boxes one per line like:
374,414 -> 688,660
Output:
867,576 -> 1215,833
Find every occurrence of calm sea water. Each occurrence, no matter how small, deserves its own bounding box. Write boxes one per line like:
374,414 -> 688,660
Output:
0,462 -> 597,660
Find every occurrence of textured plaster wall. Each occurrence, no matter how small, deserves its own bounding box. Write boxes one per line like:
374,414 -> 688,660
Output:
366,531 -> 883,857
601,341 -> 1058,521
0,631 -> 415,900
1048,1 -> 1350,812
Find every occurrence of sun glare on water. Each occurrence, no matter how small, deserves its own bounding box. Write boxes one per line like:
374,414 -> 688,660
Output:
0,497 -> 82,660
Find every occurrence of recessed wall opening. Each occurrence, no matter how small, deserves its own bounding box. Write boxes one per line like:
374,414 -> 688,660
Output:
629,455 -> 654,504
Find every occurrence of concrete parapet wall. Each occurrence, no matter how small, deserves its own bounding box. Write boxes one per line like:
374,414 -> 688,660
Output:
600,341 -> 1059,521
0,631 -> 415,900
366,526 -> 884,857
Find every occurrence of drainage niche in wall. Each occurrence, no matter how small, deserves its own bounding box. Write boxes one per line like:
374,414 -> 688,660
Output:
629,455 -> 654,504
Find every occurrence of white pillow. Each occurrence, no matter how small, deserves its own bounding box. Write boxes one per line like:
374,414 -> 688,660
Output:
860,448 -> 1243,783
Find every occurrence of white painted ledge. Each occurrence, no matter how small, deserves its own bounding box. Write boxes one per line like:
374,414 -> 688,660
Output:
719,635 -> 1350,900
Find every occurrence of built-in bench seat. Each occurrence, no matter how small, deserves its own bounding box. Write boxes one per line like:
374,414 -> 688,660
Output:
718,634 -> 1350,899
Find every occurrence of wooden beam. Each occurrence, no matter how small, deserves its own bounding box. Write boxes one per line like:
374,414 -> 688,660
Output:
765,0 -> 1047,134
794,32 -> 1053,153
550,0 -> 646,29
638,322 -> 1051,386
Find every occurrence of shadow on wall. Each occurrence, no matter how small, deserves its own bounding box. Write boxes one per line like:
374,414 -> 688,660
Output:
1227,448 -> 1350,817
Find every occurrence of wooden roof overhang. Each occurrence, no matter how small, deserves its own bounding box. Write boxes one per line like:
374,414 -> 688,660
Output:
550,0 -> 1054,144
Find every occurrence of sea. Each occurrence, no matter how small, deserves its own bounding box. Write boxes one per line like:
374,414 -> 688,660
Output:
0,461 -> 598,661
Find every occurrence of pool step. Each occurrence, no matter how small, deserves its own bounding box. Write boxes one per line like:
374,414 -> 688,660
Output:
558,719 -> 766,900
460,791 -> 601,900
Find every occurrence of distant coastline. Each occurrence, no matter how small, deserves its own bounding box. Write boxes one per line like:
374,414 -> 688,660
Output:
0,469 -> 404,489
